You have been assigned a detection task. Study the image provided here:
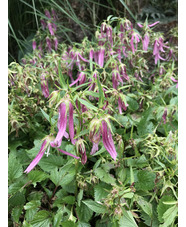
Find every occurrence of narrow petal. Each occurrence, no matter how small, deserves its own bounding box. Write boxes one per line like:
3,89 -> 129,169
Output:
69,102 -> 76,145
24,140 -> 47,173
102,121 -> 117,160
50,103 -> 67,147
58,148 -> 80,159
90,142 -> 99,155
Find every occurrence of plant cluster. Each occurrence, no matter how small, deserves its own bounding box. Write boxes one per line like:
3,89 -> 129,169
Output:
8,14 -> 178,227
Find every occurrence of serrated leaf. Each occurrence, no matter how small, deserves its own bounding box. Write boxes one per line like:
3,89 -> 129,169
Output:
136,170 -> 156,191
9,192 -> 25,211
83,200 -> 107,214
8,152 -> 23,183
63,196 -> 75,204
8,177 -> 28,194
28,170 -> 48,187
60,221 -> 77,227
126,96 -> 139,111
76,203 -> 93,222
160,205 -> 178,227
11,206 -> 23,223
40,108 -> 55,125
78,221 -> 91,227
137,198 -> 153,217
78,98 -> 98,111
60,172 -> 75,186
24,200 -> 41,210
119,210 -> 138,227
157,195 -> 175,223
77,189 -> 84,207
95,167 -> 116,184
94,184 -> 109,201
30,210 -> 52,227
53,209 -> 63,227
38,155 -> 65,172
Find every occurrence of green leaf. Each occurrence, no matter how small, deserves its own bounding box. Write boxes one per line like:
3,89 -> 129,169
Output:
9,192 -> 25,211
119,210 -> 138,227
24,200 -> 41,210
8,176 -> 28,194
63,196 -> 75,204
136,170 -> 156,191
137,198 -> 153,217
30,210 -> 52,227
94,184 -> 109,201
58,60 -> 67,89
97,76 -> 105,107
157,195 -> 175,223
8,152 -> 23,183
78,222 -> 91,227
38,155 -> 65,172
11,206 -> 23,223
78,98 -> 98,111
77,189 -> 84,207
60,172 -> 75,186
60,221 -> 77,227
53,209 -> 63,227
83,200 -> 107,214
95,167 -> 116,184
126,96 -> 139,111
160,205 -> 178,227
76,203 -> 93,222
137,108 -> 155,136
40,108 -> 55,125
28,170 -> 48,187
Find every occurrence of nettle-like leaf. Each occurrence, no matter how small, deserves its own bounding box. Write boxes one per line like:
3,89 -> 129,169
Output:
119,210 -> 138,227
9,192 -> 25,211
135,170 -> 156,191
30,210 -> 52,227
82,200 -> 107,214
11,205 -> 23,223
8,152 -> 23,183
159,205 -> 178,227
157,195 -> 175,223
28,170 -> 49,187
94,183 -> 110,201
76,203 -> 93,223
94,167 -> 116,184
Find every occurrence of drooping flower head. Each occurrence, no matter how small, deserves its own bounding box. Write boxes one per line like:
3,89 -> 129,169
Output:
76,139 -> 87,164
24,135 -> 79,173
50,98 -> 76,148
89,117 -> 117,160
40,74 -> 50,98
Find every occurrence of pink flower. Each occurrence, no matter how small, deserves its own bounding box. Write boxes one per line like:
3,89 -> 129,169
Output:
40,19 -> 47,30
170,77 -> 178,88
54,37 -> 58,50
46,37 -> 52,52
130,32 -> 141,53
137,21 -> 160,28
50,102 -> 76,147
153,37 -> 169,64
45,9 -> 51,18
24,136 -> 79,173
89,119 -> 117,160
24,139 -> 48,173
162,108 -> 168,124
142,33 -> 150,51
118,97 -> 128,114
102,121 -> 117,160
40,74 -> 49,98
98,47 -> 105,68
32,40 -> 36,51
48,22 -> 54,36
